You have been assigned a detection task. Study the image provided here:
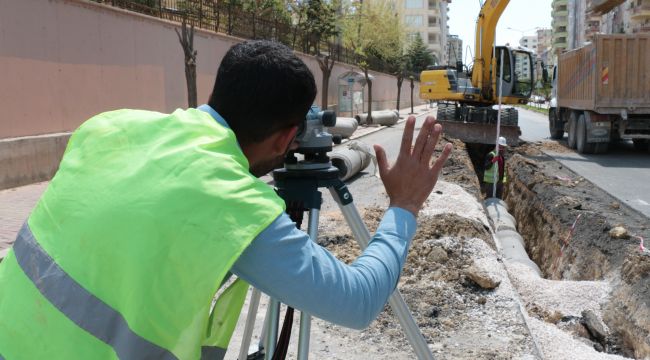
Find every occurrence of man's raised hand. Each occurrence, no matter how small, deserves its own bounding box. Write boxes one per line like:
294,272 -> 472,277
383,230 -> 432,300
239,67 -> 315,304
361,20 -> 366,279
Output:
373,115 -> 453,216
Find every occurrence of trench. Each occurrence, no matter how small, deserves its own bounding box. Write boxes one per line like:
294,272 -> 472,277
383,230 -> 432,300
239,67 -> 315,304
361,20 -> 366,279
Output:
464,142 -> 650,359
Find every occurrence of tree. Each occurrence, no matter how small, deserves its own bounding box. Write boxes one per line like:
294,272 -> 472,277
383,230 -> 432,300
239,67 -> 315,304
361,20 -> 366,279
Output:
175,19 -> 198,108
296,0 -> 341,109
341,0 -> 404,123
406,33 -> 435,74
387,54 -> 408,111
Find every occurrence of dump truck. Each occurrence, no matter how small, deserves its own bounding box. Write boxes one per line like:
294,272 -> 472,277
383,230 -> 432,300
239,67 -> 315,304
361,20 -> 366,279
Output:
419,0 -> 533,146
549,34 -> 650,154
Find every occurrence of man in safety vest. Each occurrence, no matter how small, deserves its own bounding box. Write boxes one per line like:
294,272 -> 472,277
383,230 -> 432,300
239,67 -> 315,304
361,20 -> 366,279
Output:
483,136 -> 508,199
0,40 -> 452,359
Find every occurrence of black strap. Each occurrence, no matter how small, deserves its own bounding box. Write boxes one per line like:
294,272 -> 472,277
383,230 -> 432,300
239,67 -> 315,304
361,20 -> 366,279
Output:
271,307 -> 294,360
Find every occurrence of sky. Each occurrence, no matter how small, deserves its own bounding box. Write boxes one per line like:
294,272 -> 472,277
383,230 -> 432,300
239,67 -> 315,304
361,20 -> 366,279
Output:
447,0 -> 553,62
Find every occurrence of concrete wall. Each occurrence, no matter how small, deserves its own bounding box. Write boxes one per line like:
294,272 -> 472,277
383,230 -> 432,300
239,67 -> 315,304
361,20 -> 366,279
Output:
0,0 -> 423,189
0,134 -> 71,190
0,0 -> 421,139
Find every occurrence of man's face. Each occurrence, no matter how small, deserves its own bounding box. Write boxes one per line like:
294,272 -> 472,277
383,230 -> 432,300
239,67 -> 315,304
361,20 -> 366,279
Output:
498,145 -> 506,154
248,129 -> 300,177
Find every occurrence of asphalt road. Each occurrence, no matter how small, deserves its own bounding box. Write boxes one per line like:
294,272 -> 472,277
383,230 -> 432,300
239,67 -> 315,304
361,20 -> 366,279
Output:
517,107 -> 650,218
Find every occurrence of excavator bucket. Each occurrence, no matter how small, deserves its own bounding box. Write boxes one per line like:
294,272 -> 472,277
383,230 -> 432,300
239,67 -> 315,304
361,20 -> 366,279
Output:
437,120 -> 521,146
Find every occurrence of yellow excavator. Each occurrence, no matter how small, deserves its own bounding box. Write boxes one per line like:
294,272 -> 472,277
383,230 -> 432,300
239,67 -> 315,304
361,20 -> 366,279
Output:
419,0 -> 536,145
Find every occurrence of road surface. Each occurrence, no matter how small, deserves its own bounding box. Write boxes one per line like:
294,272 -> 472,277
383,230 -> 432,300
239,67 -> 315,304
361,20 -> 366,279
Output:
517,107 -> 650,218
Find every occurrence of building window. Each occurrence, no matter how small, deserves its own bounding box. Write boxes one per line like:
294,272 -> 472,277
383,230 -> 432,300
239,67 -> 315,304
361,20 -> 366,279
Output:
407,32 -> 420,42
428,0 -> 437,9
428,16 -> 438,26
428,33 -> 438,44
405,15 -> 424,27
405,0 -> 423,9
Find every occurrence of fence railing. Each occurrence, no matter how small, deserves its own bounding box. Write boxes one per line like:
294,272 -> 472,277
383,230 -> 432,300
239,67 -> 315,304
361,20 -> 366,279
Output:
91,0 -> 390,73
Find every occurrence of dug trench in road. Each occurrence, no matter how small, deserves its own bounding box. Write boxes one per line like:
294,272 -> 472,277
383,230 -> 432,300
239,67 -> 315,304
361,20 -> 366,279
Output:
465,140 -> 650,359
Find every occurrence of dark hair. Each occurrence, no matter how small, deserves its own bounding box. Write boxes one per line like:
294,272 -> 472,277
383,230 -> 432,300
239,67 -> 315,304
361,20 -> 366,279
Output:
208,40 -> 317,146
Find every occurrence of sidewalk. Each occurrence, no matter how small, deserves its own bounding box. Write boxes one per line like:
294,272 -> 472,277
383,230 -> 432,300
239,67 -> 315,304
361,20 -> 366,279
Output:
0,103 -> 436,259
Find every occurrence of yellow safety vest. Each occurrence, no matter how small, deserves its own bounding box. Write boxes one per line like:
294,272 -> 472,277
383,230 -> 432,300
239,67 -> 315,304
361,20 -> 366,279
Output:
0,108 -> 284,359
483,150 -> 507,184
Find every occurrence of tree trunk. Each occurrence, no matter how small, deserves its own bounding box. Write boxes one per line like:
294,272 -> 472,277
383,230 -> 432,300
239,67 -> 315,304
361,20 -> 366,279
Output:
175,20 -> 198,108
364,68 -> 372,124
317,55 -> 335,109
396,76 -> 403,111
409,77 -> 414,114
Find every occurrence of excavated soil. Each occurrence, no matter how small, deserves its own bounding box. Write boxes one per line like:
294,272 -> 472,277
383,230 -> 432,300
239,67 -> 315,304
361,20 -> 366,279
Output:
506,142 -> 650,359
227,137 -> 648,360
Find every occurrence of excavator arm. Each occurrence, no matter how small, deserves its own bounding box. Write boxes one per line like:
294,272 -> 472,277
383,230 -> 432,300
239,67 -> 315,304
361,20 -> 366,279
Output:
472,0 -> 510,100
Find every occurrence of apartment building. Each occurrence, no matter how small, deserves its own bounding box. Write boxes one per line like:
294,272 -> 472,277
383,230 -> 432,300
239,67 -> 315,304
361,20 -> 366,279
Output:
447,34 -> 462,65
398,0 -> 451,64
553,0 -> 649,59
551,0 -> 569,56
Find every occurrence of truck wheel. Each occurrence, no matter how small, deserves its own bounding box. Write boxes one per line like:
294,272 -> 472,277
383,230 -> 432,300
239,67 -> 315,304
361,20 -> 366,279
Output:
633,139 -> 649,151
576,114 -> 595,154
594,142 -> 609,154
567,112 -> 578,149
549,109 -> 564,140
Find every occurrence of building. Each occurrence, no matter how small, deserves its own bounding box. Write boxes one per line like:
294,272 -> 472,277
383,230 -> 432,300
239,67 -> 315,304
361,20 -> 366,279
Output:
447,34 -> 462,65
551,0 -> 570,56
519,35 -> 538,51
535,29 -> 553,65
399,0 -> 451,65
551,0 -> 650,66
629,0 -> 650,33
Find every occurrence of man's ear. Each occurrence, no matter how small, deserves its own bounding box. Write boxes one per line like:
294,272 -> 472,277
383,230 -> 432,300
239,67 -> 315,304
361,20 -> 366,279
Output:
272,126 -> 298,154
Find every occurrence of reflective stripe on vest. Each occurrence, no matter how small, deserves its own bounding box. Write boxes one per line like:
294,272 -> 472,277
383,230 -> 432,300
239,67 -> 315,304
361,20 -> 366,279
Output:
13,223 -> 177,360
11,223 -> 247,360
483,151 -> 507,184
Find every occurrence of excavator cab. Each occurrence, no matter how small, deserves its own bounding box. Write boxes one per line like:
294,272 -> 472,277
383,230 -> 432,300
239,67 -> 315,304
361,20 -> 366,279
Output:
495,46 -> 534,102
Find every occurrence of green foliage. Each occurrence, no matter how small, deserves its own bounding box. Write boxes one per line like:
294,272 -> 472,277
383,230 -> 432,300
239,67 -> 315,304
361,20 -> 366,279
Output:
405,33 -> 435,74
294,0 -> 340,54
341,0 -> 405,70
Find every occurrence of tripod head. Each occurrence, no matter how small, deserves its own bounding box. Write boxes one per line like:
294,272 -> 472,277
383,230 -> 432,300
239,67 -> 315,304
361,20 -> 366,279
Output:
284,105 -> 341,170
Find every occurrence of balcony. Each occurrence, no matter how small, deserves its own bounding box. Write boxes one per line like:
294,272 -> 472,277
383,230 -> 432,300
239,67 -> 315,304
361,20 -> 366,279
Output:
631,4 -> 650,19
588,0 -> 626,15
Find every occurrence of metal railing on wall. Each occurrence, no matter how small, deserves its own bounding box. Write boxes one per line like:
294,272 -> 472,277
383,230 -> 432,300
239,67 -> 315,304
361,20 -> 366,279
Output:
90,0 -> 390,73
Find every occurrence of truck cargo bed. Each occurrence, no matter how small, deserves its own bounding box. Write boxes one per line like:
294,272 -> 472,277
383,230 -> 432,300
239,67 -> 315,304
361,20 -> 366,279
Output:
558,35 -> 650,114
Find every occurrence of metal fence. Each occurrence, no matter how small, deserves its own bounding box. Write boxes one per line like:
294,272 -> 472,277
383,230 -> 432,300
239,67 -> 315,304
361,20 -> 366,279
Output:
91,0 -> 390,72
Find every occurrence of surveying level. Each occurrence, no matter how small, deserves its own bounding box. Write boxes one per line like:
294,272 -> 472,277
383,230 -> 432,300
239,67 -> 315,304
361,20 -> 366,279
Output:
237,106 -> 435,360
285,105 -> 341,171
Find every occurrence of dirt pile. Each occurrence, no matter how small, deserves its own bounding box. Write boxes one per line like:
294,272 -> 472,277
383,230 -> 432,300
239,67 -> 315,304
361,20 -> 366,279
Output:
506,142 -> 650,358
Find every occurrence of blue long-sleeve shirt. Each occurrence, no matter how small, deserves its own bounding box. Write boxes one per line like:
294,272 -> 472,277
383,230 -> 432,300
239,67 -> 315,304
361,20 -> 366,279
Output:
198,105 -> 416,329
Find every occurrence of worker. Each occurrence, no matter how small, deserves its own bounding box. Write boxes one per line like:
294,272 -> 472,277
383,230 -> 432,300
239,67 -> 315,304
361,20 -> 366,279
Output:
0,40 -> 452,359
483,136 -> 508,199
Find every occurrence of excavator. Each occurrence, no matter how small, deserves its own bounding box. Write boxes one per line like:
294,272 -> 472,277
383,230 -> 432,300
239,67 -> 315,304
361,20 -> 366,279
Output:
419,0 -> 536,145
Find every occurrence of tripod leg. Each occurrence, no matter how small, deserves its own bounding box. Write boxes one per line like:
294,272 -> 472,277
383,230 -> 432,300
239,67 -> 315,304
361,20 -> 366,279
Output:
238,288 -> 262,360
264,297 -> 281,360
297,208 -> 320,359
329,187 -> 435,360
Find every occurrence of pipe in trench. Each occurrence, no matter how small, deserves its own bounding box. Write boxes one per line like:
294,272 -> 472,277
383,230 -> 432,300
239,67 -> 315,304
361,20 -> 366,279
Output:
330,141 -> 373,181
327,117 -> 358,139
484,198 -> 542,276
355,110 -> 399,126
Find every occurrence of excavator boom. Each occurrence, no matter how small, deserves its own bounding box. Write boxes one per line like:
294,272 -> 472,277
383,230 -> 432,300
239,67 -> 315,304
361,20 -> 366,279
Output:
473,0 -> 510,100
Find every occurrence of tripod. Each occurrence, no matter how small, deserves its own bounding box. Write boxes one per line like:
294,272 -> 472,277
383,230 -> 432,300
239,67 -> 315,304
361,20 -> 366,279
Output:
237,161 -> 435,360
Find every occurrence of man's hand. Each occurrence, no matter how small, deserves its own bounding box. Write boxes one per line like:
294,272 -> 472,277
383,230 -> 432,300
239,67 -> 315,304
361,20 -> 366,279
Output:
374,116 -> 453,217
491,156 -> 499,163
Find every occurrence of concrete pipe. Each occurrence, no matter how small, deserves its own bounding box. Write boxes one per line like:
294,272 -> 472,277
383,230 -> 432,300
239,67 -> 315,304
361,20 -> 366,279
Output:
330,141 -> 373,181
327,117 -> 358,139
355,110 -> 399,126
484,198 -> 542,277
